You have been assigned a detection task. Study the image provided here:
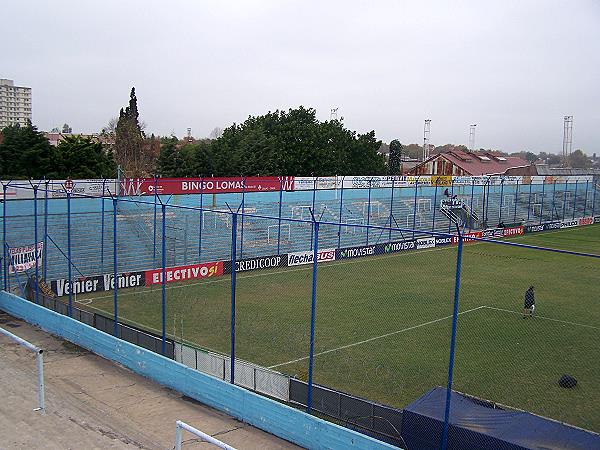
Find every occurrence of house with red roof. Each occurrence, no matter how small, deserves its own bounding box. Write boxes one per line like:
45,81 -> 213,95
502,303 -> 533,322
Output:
408,149 -> 531,176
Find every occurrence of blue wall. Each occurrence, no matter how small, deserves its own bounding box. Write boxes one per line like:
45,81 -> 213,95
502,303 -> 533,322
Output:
0,291 -> 399,450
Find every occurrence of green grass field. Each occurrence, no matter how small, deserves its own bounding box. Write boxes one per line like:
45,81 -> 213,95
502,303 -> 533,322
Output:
78,224 -> 600,432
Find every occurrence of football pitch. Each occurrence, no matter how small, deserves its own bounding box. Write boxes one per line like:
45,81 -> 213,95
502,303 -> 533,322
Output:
78,224 -> 600,432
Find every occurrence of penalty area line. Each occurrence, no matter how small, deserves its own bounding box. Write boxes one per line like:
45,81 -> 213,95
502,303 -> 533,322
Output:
482,306 -> 600,331
268,305 -> 486,369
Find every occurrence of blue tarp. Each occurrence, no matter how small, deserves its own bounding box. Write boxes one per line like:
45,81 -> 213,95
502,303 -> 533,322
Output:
400,387 -> 600,450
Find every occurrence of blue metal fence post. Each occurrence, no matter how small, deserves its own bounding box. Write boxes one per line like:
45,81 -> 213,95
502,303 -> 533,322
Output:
562,180 -> 568,220
484,178 -> 491,227
33,185 -> 39,304
592,181 -> 598,218
337,177 -> 344,249
527,179 -> 533,223
101,179 -> 106,272
572,180 -> 578,220
413,177 -> 419,239
468,179 -> 475,230
239,177 -> 246,259
277,178 -> 283,254
551,180 -> 557,221
307,220 -> 319,414
2,184 -> 7,290
43,180 -> 49,281
153,176 -> 158,269
441,231 -> 464,450
583,181 -> 589,217
67,192 -> 73,317
113,197 -> 119,337
198,176 -> 204,262
513,180 -> 519,223
499,179 -> 505,225
366,179 -> 372,245
447,178 -> 455,233
389,178 -> 396,241
539,181 -> 546,225
161,203 -> 167,354
432,180 -> 439,233
230,213 -> 238,384
310,177 -> 317,248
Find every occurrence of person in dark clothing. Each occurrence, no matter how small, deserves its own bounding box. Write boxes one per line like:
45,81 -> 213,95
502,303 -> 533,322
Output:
523,286 -> 535,318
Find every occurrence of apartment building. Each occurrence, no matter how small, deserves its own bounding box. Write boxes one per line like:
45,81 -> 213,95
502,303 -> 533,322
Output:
0,79 -> 32,129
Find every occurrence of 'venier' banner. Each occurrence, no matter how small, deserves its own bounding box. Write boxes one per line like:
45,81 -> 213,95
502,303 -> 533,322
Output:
120,177 -> 295,196
145,261 -> 224,285
51,272 -> 145,297
8,242 -> 43,273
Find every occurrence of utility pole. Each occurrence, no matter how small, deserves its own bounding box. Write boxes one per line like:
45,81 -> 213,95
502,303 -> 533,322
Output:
562,116 -> 573,167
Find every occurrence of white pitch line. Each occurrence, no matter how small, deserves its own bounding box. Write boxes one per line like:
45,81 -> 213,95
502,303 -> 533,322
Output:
268,305 -> 486,369
482,306 -> 600,331
82,242 -> 460,303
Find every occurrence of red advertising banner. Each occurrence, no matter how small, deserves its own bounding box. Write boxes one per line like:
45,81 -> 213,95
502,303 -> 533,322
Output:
121,177 -> 295,196
452,231 -> 482,244
502,226 -> 524,237
145,261 -> 224,285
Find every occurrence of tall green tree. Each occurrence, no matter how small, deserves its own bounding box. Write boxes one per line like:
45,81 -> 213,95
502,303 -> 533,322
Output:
209,106 -> 386,176
114,88 -> 153,176
54,135 -> 116,178
0,123 -> 57,179
568,149 -> 592,168
388,139 -> 403,175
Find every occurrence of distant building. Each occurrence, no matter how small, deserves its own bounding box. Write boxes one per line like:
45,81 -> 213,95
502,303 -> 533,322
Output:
409,149 -> 530,176
44,132 -> 115,150
0,79 -> 32,128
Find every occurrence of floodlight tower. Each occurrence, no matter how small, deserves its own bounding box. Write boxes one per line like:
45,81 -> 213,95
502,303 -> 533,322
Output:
469,124 -> 477,152
330,108 -> 339,120
562,116 -> 573,167
423,119 -> 432,161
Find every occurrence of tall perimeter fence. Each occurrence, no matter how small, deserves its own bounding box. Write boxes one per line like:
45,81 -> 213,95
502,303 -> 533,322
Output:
1,175 -> 599,449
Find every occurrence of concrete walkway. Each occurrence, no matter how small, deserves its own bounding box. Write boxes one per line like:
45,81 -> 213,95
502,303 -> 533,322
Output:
0,312 -> 301,449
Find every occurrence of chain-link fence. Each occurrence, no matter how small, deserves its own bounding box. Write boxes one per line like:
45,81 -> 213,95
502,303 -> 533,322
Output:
2,178 -> 599,449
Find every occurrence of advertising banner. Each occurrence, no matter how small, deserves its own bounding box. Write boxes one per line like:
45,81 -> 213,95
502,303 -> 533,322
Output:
336,244 -> 377,260
595,216 -> 600,224
376,240 -> 416,254
145,261 -> 223,285
525,224 -> 545,233
578,217 -> 593,226
416,237 -> 436,249
561,219 -> 579,229
293,177 -> 337,191
50,271 -> 145,297
8,242 -> 43,274
223,254 -> 288,274
0,179 -> 117,200
482,228 -> 505,238
288,248 -> 336,266
502,226 -> 524,237
434,236 -> 453,246
543,221 -> 562,231
120,177 -> 295,196
338,175 -> 432,190
430,175 -> 452,186
452,231 -> 482,244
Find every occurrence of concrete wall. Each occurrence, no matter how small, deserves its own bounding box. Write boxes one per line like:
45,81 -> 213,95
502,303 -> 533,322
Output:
0,291 -> 399,450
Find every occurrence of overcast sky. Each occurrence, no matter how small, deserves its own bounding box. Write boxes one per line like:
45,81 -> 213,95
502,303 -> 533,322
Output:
3,0 -> 599,154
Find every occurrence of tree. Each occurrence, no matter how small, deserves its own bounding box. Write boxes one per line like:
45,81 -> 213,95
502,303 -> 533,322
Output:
62,123 -> 72,134
114,88 -> 154,176
388,140 -> 402,175
54,135 -> 116,178
155,135 -> 194,177
0,123 -> 57,179
101,117 -> 118,137
568,150 -> 592,169
209,106 -> 386,176
209,127 -> 223,139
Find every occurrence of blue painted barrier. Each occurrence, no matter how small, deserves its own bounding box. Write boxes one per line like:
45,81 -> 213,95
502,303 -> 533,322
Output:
0,291 -> 399,450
